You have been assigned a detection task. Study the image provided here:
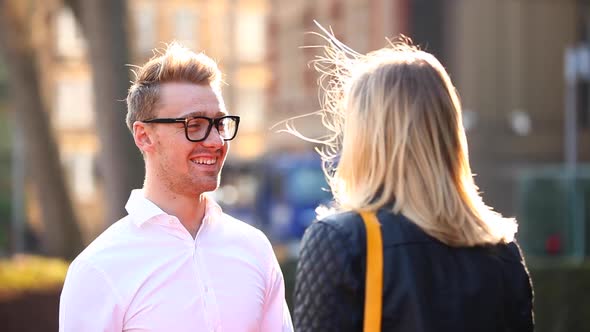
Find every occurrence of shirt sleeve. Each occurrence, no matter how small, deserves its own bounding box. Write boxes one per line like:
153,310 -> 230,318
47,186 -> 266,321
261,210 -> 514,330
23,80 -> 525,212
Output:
260,247 -> 294,332
59,259 -> 124,332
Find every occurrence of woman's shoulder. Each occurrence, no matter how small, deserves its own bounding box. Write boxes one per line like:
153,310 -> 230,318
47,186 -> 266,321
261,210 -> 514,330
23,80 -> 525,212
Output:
316,210 -> 363,228
486,240 -> 528,265
301,210 -> 366,255
313,208 -> 430,245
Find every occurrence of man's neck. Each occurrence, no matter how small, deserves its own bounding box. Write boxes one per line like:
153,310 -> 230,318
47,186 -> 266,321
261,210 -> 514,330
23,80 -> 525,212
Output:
143,181 -> 207,238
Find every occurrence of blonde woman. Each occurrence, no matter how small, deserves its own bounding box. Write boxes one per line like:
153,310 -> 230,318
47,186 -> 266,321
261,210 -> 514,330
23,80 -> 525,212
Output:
291,31 -> 534,332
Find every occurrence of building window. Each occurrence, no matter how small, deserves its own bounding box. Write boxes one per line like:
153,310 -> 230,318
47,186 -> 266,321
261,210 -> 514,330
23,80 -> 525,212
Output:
55,7 -> 86,58
173,9 -> 198,50
235,12 -> 266,62
54,78 -> 94,129
133,2 -> 157,55
64,152 -> 95,201
208,7 -> 230,59
235,87 -> 265,132
278,26 -> 303,101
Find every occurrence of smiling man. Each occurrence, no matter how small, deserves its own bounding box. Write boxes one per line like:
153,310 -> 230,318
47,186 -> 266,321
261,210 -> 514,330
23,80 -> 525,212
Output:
59,43 -> 294,332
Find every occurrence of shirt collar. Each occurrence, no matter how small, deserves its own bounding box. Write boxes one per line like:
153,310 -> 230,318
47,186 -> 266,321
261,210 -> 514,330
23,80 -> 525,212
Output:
125,189 -> 224,227
125,189 -> 167,226
202,193 -> 223,224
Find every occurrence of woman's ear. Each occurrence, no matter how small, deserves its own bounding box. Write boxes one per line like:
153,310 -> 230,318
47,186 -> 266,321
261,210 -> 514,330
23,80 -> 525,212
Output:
133,121 -> 155,153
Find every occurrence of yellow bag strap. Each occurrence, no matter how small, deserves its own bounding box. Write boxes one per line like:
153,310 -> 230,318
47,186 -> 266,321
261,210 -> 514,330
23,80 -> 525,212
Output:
360,211 -> 383,332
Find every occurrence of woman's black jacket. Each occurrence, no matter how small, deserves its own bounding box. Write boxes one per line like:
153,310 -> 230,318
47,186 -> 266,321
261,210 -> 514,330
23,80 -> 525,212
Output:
293,209 -> 534,332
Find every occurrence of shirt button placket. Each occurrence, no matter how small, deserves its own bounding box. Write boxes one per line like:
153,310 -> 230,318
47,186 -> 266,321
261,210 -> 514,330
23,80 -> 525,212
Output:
194,226 -> 215,332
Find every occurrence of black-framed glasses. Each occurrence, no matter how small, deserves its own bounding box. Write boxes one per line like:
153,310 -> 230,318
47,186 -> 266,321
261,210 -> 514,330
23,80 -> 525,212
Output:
142,115 -> 240,142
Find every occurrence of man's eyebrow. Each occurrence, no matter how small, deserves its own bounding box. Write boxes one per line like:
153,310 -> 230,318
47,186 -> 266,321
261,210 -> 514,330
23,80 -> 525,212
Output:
182,111 -> 206,117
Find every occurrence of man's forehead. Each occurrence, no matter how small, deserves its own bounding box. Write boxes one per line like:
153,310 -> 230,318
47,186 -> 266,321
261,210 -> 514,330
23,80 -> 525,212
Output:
156,83 -> 226,114
159,83 -> 219,99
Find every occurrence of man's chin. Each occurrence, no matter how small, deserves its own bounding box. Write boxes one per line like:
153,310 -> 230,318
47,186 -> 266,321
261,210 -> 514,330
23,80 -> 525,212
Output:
194,179 -> 220,194
201,185 -> 220,194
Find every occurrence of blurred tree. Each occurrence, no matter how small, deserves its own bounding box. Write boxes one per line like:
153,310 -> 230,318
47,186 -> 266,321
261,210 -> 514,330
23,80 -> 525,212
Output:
64,0 -> 145,224
0,0 -> 83,259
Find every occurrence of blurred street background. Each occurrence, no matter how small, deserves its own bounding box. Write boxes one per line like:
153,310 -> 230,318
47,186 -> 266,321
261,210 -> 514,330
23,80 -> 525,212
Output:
0,0 -> 589,331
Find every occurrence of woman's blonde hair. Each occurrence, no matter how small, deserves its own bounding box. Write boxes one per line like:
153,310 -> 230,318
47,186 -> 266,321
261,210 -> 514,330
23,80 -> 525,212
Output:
287,28 -> 517,247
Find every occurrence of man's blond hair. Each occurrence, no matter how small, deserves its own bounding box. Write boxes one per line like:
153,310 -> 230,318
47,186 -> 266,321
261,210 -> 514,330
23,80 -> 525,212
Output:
126,43 -> 221,131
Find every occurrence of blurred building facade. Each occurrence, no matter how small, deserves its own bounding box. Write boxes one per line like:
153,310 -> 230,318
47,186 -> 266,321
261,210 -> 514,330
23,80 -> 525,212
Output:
444,0 -> 589,216
443,0 -> 590,258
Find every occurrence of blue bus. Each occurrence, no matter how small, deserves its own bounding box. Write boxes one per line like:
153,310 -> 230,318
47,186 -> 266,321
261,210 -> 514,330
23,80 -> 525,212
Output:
217,152 -> 332,244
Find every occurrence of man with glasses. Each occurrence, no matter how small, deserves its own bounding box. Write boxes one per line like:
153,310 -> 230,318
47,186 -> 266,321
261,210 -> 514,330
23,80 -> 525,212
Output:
59,43 -> 294,332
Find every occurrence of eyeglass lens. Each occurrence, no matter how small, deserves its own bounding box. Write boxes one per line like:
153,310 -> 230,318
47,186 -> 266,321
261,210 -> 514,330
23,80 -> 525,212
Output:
186,117 -> 237,141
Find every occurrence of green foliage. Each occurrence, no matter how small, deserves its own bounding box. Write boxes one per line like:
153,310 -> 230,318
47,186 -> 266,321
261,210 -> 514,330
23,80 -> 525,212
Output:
0,255 -> 69,296
0,110 -> 11,253
0,54 -> 6,100
0,108 -> 12,151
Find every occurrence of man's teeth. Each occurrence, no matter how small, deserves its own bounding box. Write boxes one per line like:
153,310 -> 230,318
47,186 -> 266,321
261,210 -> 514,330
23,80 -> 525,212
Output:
192,158 -> 216,165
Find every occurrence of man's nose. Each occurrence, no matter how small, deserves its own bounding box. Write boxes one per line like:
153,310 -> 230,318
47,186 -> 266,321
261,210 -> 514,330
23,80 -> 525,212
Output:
201,126 -> 224,148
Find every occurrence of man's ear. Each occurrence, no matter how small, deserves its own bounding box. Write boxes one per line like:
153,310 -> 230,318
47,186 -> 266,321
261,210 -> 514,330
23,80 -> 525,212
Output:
133,121 -> 155,153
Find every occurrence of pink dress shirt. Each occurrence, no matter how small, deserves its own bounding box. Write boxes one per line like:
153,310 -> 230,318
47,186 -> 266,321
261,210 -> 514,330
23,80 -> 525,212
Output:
59,190 -> 294,332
